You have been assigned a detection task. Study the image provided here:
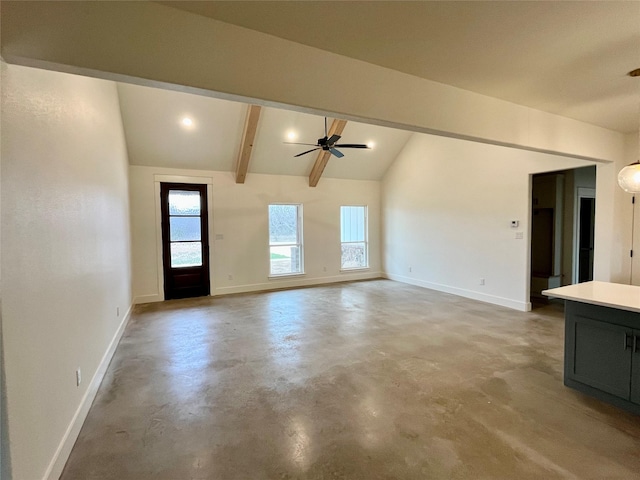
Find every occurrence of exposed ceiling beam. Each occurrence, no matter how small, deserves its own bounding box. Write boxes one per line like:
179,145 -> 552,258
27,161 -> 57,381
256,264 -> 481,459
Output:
309,119 -> 347,187
235,104 -> 262,184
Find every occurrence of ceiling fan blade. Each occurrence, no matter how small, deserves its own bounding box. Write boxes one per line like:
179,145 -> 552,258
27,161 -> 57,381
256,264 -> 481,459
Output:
334,144 -> 369,149
327,134 -> 341,145
329,148 -> 344,158
284,142 -> 319,146
294,148 -> 320,157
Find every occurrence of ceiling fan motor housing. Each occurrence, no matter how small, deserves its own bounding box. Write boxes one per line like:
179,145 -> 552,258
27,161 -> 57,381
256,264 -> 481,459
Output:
287,119 -> 368,157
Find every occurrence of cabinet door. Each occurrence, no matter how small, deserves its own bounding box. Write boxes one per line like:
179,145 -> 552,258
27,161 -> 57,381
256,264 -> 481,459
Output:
631,330 -> 640,405
569,315 -> 632,400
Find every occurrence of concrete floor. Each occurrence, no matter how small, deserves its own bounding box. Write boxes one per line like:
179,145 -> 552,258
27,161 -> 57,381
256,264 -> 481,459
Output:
61,280 -> 640,479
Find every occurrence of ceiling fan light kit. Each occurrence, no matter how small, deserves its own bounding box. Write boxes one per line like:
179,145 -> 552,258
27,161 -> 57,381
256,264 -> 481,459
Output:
285,117 -> 370,158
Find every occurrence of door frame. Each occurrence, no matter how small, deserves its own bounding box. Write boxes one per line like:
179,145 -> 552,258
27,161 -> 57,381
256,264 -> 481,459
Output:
573,187 -> 595,284
153,174 -> 214,301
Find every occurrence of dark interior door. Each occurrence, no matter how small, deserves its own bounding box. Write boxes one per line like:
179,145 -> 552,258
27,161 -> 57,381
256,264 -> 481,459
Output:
578,197 -> 595,283
160,183 -> 210,300
531,208 -> 554,276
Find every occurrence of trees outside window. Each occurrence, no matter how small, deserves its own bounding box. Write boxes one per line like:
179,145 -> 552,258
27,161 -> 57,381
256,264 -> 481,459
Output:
269,204 -> 303,275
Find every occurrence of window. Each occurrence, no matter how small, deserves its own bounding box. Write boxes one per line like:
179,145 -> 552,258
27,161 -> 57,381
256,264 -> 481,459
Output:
341,205 -> 368,269
167,189 -> 204,268
269,204 -> 303,276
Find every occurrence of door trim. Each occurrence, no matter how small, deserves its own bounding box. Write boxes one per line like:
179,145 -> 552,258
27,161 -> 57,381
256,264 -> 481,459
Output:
153,175 -> 214,301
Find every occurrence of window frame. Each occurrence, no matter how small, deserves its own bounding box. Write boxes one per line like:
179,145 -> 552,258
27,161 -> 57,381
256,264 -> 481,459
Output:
268,203 -> 305,277
340,205 -> 369,271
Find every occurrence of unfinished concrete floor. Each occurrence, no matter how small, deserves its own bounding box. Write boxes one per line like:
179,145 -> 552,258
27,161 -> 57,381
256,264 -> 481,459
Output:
61,280 -> 640,479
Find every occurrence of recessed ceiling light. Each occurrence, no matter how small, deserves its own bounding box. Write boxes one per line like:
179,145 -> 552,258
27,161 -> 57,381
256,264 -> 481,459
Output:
287,130 -> 297,141
181,117 -> 194,127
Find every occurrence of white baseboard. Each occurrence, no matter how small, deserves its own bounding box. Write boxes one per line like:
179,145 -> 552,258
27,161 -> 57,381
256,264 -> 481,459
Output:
213,271 -> 383,296
133,293 -> 162,304
133,273 -> 382,304
384,273 -> 530,312
43,305 -> 133,480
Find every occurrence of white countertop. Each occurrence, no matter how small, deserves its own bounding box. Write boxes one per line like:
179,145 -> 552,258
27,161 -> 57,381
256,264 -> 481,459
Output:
543,281 -> 640,313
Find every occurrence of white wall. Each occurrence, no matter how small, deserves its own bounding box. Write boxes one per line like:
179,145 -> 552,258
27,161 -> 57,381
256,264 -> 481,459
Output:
130,166 -> 381,303
1,64 -> 132,480
382,133 -> 594,311
0,321 -> 7,479
0,62 -> 7,478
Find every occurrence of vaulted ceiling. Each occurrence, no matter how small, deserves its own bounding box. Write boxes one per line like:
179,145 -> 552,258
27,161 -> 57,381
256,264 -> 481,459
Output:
117,83 -> 412,181
116,1 -> 638,182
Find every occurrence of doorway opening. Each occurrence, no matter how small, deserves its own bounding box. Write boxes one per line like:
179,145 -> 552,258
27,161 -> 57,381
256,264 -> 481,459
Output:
160,183 -> 210,300
530,166 -> 596,305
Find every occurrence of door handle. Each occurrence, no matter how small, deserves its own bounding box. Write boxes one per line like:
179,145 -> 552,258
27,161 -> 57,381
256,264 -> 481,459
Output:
634,335 -> 639,353
625,333 -> 633,350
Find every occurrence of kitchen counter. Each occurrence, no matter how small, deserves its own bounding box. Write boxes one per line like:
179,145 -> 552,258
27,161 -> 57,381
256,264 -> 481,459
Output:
543,280 -> 640,314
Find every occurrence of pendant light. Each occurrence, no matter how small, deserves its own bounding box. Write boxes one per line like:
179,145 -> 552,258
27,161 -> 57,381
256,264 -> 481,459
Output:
618,161 -> 640,193
618,67 -> 640,284
617,68 -> 640,193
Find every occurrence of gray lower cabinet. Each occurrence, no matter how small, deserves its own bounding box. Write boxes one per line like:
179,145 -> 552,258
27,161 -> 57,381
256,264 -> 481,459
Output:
565,301 -> 640,415
631,330 -> 640,406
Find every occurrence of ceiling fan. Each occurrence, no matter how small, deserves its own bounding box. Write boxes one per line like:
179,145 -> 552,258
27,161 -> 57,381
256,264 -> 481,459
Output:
285,117 -> 370,158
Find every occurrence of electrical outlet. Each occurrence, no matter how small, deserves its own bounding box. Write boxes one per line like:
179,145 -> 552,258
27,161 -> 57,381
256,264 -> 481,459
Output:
515,232 -> 524,240
76,369 -> 82,387
480,278 -> 485,286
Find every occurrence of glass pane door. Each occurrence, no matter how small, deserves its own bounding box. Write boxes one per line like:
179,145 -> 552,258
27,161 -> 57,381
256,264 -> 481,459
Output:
160,183 -> 210,299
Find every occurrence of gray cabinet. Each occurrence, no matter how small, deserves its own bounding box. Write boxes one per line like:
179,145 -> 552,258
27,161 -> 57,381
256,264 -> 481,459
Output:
631,330 -> 640,406
565,301 -> 640,415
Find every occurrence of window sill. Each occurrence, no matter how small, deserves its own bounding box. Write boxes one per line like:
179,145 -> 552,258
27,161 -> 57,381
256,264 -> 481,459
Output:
340,267 -> 370,273
268,272 -> 306,279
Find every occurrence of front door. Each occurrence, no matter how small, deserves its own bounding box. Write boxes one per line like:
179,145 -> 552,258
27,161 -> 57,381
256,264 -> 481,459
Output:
160,183 -> 210,300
